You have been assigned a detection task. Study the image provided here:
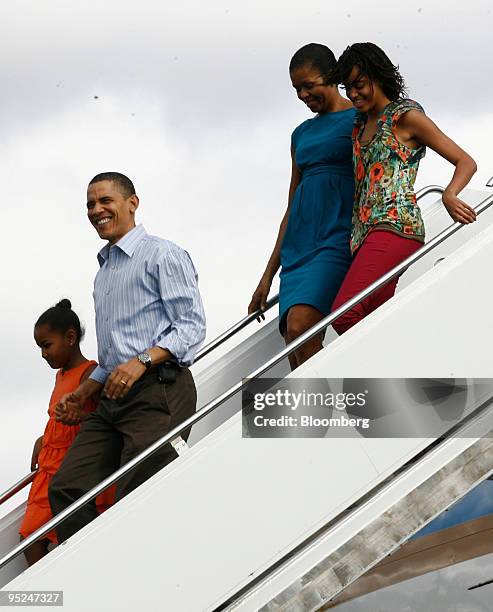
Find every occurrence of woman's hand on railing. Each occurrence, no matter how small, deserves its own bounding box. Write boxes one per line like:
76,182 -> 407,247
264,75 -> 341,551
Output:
248,275 -> 272,321
30,436 -> 43,471
442,191 -> 477,224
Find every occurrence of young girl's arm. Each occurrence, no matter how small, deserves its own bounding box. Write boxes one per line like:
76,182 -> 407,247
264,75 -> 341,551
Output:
30,436 -> 43,471
397,110 -> 477,224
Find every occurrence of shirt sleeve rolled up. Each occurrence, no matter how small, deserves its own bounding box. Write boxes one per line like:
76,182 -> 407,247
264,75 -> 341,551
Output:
155,246 -> 206,366
89,364 -> 111,384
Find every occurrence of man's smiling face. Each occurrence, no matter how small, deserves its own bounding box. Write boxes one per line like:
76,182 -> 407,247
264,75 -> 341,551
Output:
86,180 -> 138,245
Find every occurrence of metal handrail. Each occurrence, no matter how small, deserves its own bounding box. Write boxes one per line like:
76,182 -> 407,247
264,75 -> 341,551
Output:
0,471 -> 36,507
195,294 -> 279,360
193,184 -> 444,360
0,184 -> 445,511
3,189 -> 492,571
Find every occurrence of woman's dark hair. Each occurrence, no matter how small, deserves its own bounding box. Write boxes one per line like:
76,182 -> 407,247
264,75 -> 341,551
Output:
35,299 -> 85,341
337,42 -> 407,101
289,43 -> 337,84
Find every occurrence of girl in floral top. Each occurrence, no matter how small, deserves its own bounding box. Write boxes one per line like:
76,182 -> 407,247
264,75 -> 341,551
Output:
331,42 -> 477,334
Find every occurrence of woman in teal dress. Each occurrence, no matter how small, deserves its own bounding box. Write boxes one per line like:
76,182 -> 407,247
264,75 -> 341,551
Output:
248,43 -> 355,369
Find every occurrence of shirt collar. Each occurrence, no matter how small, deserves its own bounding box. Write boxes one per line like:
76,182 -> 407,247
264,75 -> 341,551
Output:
97,224 -> 147,265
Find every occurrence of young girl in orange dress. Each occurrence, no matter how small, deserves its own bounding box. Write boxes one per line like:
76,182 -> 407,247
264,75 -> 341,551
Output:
331,43 -> 477,333
19,299 -> 114,565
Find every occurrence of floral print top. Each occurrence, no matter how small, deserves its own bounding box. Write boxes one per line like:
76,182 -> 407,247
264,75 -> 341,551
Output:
350,99 -> 426,254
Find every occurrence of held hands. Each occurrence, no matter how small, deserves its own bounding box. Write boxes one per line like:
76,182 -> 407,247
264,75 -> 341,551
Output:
30,436 -> 43,471
248,275 -> 272,322
442,191 -> 476,224
103,358 -> 146,401
55,392 -> 86,426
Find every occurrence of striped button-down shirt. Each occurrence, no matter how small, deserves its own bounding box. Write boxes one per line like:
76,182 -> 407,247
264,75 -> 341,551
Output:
90,224 -> 206,384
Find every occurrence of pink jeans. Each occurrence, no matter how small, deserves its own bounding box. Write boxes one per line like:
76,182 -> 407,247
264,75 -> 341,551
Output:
331,230 -> 422,335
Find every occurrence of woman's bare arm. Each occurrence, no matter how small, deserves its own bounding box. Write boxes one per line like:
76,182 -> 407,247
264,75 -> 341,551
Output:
397,110 -> 477,224
248,147 -> 301,314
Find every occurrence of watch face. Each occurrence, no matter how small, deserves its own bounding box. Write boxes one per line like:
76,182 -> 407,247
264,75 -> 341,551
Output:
138,352 -> 152,367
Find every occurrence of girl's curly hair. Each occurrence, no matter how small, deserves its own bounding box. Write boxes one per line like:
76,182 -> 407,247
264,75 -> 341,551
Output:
337,42 -> 407,101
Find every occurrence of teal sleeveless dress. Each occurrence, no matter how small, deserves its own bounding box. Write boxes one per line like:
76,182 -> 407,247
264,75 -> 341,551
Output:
279,108 -> 356,333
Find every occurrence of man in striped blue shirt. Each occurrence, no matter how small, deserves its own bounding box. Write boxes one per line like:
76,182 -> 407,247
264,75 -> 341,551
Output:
49,172 -> 206,543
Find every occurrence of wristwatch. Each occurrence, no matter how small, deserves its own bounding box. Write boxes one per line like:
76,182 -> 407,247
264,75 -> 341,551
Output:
137,352 -> 152,370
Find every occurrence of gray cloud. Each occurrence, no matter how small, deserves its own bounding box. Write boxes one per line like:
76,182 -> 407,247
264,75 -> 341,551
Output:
1,0 -> 492,138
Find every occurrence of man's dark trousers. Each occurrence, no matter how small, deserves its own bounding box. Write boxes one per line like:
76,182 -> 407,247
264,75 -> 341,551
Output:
48,366 -> 196,543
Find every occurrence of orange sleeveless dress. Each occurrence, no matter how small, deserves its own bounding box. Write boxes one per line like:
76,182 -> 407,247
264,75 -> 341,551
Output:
19,360 -> 115,543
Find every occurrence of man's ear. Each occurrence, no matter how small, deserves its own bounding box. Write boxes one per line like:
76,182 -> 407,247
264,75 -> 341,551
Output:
129,194 -> 139,213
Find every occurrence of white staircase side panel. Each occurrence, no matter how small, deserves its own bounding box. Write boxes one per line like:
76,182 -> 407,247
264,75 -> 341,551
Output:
229,411 -> 493,611
0,504 -> 27,588
4,207 -> 493,610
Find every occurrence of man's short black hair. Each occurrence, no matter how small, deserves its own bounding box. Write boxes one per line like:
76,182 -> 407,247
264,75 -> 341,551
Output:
88,172 -> 136,199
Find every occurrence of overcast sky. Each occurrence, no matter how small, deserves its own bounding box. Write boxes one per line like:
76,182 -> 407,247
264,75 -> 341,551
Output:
1,0 -> 492,510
